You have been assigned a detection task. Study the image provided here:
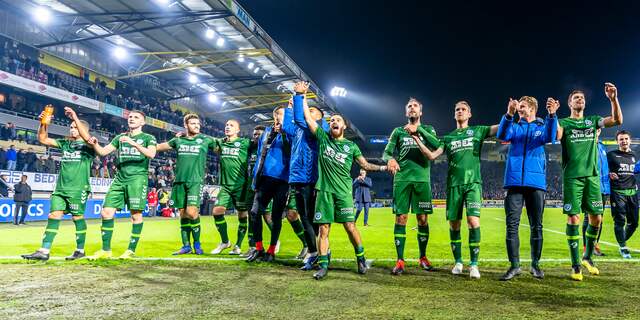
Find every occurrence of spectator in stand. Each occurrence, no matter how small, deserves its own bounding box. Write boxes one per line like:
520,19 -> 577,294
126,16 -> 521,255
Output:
24,147 -> 37,172
34,155 -> 46,173
13,174 -> 32,225
6,145 -> 16,170
44,155 -> 56,174
147,188 -> 158,218
158,188 -> 170,211
0,146 -> 6,169
3,122 -> 17,141
0,174 -> 11,197
16,149 -> 26,171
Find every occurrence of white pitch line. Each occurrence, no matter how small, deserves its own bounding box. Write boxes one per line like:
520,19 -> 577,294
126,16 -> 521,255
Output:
2,256 -> 639,263
493,217 -> 640,253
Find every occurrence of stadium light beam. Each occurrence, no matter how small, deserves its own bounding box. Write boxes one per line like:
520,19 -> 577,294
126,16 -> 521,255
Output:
208,93 -> 218,103
205,28 -> 215,39
112,47 -> 128,60
330,86 -> 347,98
33,6 -> 52,25
253,67 -> 260,74
188,74 -> 199,84
216,38 -> 225,47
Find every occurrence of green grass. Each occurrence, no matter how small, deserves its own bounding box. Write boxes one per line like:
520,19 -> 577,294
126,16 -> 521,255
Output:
1,208 -> 640,319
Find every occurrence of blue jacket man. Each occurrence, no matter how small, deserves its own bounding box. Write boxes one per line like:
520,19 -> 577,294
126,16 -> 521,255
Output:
496,96 -> 558,281
353,169 -> 373,226
281,92 -> 329,268
246,106 -> 292,262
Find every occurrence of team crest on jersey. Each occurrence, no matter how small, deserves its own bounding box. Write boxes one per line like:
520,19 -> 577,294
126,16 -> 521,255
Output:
136,139 -> 144,144
196,138 -> 203,144
563,203 -> 572,212
534,131 -> 542,137
585,119 -> 592,126
466,129 -> 474,136
314,212 -> 322,220
234,142 -> 240,147
343,145 -> 350,152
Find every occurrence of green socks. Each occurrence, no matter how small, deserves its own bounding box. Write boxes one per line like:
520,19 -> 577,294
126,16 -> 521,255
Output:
469,227 -> 481,266
566,224 -> 581,267
394,224 -> 407,261
73,218 -> 87,250
101,219 -> 115,251
180,218 -> 191,247
41,218 -> 61,250
354,245 -> 365,260
214,215 -> 229,243
127,222 -> 144,252
318,255 -> 329,269
191,217 -> 201,244
417,224 -> 429,258
584,223 -> 600,260
236,217 -> 248,247
450,229 -> 462,263
290,219 -> 307,246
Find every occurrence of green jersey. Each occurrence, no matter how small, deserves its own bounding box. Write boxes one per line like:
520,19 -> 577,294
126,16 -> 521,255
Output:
441,125 -> 491,188
168,134 -> 216,183
559,115 -> 603,179
54,139 -> 95,193
215,137 -> 250,187
382,124 -> 437,182
110,132 -> 157,180
315,128 -> 362,195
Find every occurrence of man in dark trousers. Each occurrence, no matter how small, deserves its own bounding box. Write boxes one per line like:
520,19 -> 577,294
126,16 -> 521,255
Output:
353,169 -> 373,226
13,174 -> 32,225
497,96 -> 558,280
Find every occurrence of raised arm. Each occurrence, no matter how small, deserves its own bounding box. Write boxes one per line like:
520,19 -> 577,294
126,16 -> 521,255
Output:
64,107 -> 92,143
37,112 -> 58,148
282,102 -> 295,136
411,135 -> 443,160
497,99 -> 518,141
602,82 -> 623,127
543,98 -> 559,143
355,156 -> 388,172
301,95 -> 319,134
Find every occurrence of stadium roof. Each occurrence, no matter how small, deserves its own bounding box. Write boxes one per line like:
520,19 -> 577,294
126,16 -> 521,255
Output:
3,0 -> 365,141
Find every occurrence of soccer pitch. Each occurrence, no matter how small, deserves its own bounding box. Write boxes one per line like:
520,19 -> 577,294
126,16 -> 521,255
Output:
2,207 -> 640,319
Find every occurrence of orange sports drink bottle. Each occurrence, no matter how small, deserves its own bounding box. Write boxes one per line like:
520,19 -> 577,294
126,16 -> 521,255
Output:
41,105 -> 54,125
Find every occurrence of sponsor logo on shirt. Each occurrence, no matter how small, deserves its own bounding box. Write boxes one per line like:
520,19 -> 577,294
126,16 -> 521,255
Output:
449,137 -> 473,153
569,128 -> 595,141
323,146 -> 348,164
178,144 -> 202,154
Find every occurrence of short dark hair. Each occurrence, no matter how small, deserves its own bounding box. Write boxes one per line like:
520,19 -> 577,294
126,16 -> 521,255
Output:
21,175 -> 27,179
129,110 -> 146,118
616,130 -> 631,140
568,90 -> 585,105
309,105 -> 324,118
253,125 -> 266,131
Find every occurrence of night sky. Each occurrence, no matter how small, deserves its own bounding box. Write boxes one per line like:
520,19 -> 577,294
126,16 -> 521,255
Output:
238,1 -> 640,137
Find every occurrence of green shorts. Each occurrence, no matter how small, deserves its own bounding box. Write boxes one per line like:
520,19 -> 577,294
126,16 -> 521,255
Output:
446,183 -> 482,221
314,190 -> 354,224
103,176 -> 148,211
50,190 -> 89,216
215,184 -> 248,211
170,182 -> 203,209
563,176 -> 604,215
392,181 -> 433,215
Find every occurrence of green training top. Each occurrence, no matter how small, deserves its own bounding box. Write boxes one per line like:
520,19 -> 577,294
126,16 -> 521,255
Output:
215,137 -> 250,188
110,132 -> 157,180
168,134 -> 216,183
315,128 -> 362,195
559,115 -> 603,179
54,139 -> 96,194
382,124 -> 438,183
441,125 -> 491,188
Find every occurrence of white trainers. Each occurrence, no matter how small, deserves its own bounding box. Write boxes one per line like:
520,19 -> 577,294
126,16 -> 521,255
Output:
296,247 -> 309,260
210,242 -> 232,255
229,245 -> 242,255
451,262 -> 464,275
469,265 -> 481,279
275,240 -> 281,254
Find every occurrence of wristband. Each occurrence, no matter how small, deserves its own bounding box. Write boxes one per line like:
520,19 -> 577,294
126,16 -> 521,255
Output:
380,165 -> 387,172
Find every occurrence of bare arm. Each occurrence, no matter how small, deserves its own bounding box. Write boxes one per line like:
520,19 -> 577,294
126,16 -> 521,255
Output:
90,139 -> 116,157
120,135 -> 157,159
156,142 -> 173,152
355,156 -> 387,172
488,125 -> 499,137
411,135 -> 443,160
602,82 -> 623,127
37,123 -> 57,148
64,107 -> 92,143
